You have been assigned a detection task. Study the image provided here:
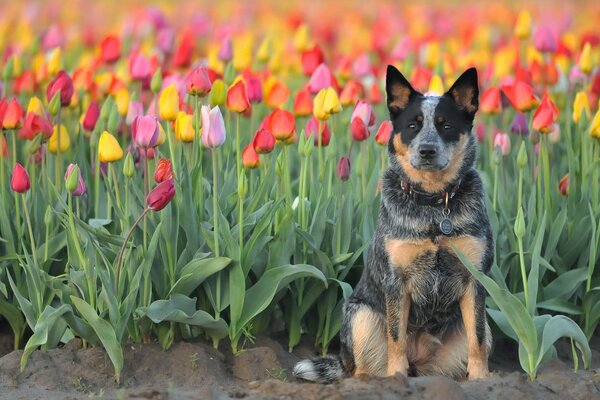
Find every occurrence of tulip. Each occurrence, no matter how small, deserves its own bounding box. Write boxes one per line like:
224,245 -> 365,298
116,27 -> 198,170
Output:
569,66 -> 586,87
99,34 -> 121,64
18,113 -> 53,140
340,80 -> 365,106
253,128 -> 276,154
46,70 -> 74,107
532,94 -> 559,133
308,63 -> 335,94
133,115 -> 159,148
269,109 -> 296,141
590,109 -> 600,139
558,174 -> 569,196
548,123 -> 561,143
82,101 -> 100,131
115,88 -> 130,117
533,26 -> 558,53
201,105 -> 226,148
27,96 -> 44,116
173,32 -> 194,69
350,100 -> 375,141
501,81 -> 538,113
427,75 -> 444,95
147,178 -> 176,211
353,53 -> 372,78
65,163 -> 86,196
511,113 -> 529,135
336,156 -> 351,181
2,98 -> 23,129
245,76 -> 263,104
123,153 -> 135,178
375,120 -> 393,145
480,87 -> 502,115
186,66 -> 212,97
301,45 -> 324,76
218,37 -> 233,62
226,80 -> 250,113
130,53 -> 151,81
294,24 -> 311,51
126,101 -> 144,126
493,132 -> 511,156
175,112 -> 194,142
98,131 -> 123,162
368,82 -> 383,104
294,87 -> 313,117
11,163 -> 30,193
48,124 -> 70,153
209,79 -> 227,107
159,83 -> 179,121
154,157 -> 174,183
242,143 -> 260,169
305,117 -> 331,146
579,43 -> 593,75
264,80 -> 290,109
475,123 -> 485,142
573,91 -> 591,124
313,87 -> 342,121
514,10 -> 531,40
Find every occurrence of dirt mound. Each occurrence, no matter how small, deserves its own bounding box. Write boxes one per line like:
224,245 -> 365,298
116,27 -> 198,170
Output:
0,334 -> 598,400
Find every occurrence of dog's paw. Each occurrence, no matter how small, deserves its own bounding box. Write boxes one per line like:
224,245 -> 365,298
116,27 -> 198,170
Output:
467,363 -> 489,380
386,358 -> 409,377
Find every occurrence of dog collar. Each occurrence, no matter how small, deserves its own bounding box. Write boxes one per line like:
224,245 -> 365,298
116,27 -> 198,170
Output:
399,179 -> 461,207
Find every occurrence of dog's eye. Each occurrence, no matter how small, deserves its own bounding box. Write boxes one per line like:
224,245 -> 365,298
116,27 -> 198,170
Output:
443,124 -> 452,130
408,122 -> 417,130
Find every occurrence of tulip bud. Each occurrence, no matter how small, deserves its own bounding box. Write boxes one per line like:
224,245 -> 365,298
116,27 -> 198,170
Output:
591,109 -> 600,139
100,96 -> 114,121
115,88 -> 130,117
147,179 -> 176,211
44,205 -> 53,226
201,105 -> 226,148
48,124 -> 70,154
238,172 -> 248,197
514,10 -> 531,40
558,174 -> 569,196
151,67 -> 163,94
98,131 -> 124,163
578,43 -> 592,75
209,79 -> 226,107
154,157 -> 174,183
573,91 -> 591,124
65,164 -> 80,193
513,207 -> 525,239
223,62 -> 236,86
48,90 -> 62,116
517,141 -> 528,169
11,163 -> 31,193
83,101 -> 100,131
123,153 -> 135,178
336,156 -> 351,181
493,133 -> 511,156
529,129 -> 540,145
253,128 -> 275,154
107,106 -> 121,134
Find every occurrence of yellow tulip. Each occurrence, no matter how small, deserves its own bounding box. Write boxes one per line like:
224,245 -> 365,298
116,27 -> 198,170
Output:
157,122 -> 167,146
27,96 -> 45,116
48,125 -> 71,154
47,47 -> 62,76
578,42 -> 592,74
313,87 -> 342,121
98,131 -> 124,162
424,42 -> 440,70
257,36 -> 271,63
207,46 -> 224,74
115,88 -> 130,117
159,83 -> 179,121
590,109 -> 600,139
95,72 -> 114,95
572,91 -> 590,124
233,39 -> 252,71
428,75 -> 444,95
294,24 -> 311,51
209,79 -> 227,107
175,111 -> 195,143
514,10 -> 531,40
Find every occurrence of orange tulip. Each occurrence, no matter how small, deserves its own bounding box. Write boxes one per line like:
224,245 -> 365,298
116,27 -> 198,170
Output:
226,80 -> 250,113
532,93 -> 559,134
2,99 -> 24,129
294,87 -> 313,117
265,80 -> 290,109
501,81 -> 538,113
480,87 -> 501,115
242,142 -> 260,169
269,109 -> 296,141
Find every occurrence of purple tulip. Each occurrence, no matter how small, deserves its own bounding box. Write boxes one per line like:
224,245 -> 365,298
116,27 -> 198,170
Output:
533,26 -> 558,53
511,113 -> 529,136
218,37 -> 233,62
201,105 -> 226,148
132,116 -> 159,148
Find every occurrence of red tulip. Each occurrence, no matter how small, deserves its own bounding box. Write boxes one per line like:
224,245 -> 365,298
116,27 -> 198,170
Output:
2,98 -> 23,129
253,128 -> 275,154
532,93 -> 559,133
82,101 -> 100,131
172,31 -> 194,68
0,99 -> 6,123
186,66 -> 212,97
99,34 -> 121,64
368,82 -> 383,104
558,174 -> 569,196
269,109 -> 295,141
18,113 -> 53,140
14,70 -> 36,95
336,156 -> 351,181
305,117 -> 331,146
11,163 -> 30,193
226,81 -> 250,113
245,76 -> 263,104
301,45 -> 324,76
501,81 -> 538,113
242,143 -> 260,169
480,87 -> 501,115
375,120 -> 393,145
154,157 -> 174,183
147,179 -> 175,211
294,87 -> 312,117
340,80 -> 365,106
46,71 -> 74,106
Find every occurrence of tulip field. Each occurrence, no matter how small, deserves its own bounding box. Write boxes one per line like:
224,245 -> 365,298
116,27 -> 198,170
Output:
0,0 -> 600,395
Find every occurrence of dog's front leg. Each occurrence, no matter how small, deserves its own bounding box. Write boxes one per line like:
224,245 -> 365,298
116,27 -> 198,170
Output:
459,281 -> 489,380
385,284 -> 411,377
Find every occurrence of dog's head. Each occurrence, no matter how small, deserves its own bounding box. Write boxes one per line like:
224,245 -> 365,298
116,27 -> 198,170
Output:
385,65 -> 479,193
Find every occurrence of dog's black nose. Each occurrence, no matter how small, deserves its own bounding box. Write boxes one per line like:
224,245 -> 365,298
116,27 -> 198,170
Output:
419,144 -> 438,159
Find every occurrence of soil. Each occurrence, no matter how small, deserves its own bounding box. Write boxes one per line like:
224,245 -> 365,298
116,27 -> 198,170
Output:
0,331 -> 599,400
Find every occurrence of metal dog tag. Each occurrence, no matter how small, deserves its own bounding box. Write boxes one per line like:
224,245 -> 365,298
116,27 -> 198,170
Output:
439,218 -> 453,235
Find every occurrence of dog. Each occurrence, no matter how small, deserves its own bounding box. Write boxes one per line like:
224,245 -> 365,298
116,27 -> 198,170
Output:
293,65 -> 493,383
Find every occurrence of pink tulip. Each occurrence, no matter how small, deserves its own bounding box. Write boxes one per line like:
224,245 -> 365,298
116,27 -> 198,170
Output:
132,116 -> 159,148
46,71 -> 74,107
391,37 -> 413,61
83,101 -> 100,131
308,63 -> 334,94
65,163 -> 87,196
11,163 -> 30,193
130,53 -> 152,81
246,77 -> 263,104
157,28 -> 175,54
201,105 -> 226,148
533,26 -> 558,53
126,101 -> 144,125
493,132 -> 511,156
350,100 -> 375,141
186,66 -> 212,97
352,54 -> 372,78
218,37 -> 233,62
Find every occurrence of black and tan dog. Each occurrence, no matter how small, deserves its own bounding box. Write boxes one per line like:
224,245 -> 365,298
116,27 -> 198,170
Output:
293,65 -> 493,383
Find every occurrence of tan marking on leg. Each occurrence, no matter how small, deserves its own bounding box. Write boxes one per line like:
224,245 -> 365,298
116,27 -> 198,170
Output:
395,134 -> 469,193
385,238 -> 438,270
441,235 -> 486,270
351,307 -> 387,377
460,283 -> 489,380
386,291 -> 411,376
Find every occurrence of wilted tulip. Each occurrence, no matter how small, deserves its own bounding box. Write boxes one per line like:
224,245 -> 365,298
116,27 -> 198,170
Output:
242,143 -> 260,169
147,179 -> 176,211
133,115 -> 159,148
154,158 -> 174,183
201,105 -> 226,148
375,120 -> 393,145
253,128 -> 275,154
98,131 -> 123,162
11,163 -> 30,193
336,156 -> 351,181
46,70 -> 74,107
226,80 -> 250,113
186,66 -> 212,97
159,83 -> 179,121
65,163 -> 86,196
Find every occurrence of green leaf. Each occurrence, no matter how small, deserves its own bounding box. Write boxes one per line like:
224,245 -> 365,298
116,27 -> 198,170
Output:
168,257 -> 231,297
0,296 -> 25,344
536,315 -> 591,369
71,296 -> 123,382
543,267 -> 587,300
537,299 -> 582,316
527,213 -> 546,314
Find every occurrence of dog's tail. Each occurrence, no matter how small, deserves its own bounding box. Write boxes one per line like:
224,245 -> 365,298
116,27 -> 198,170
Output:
292,356 -> 346,383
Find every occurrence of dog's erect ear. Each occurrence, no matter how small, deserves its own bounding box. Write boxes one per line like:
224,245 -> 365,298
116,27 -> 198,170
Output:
444,67 -> 479,116
386,65 -> 419,117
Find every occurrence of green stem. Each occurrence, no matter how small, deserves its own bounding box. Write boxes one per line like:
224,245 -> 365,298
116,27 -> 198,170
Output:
55,107 -> 62,192
212,148 -> 221,348
518,238 -> 529,312
21,194 -> 38,269
493,161 -> 499,211
318,120 -> 324,181
68,193 -> 95,308
94,133 -> 100,217
166,121 -> 177,177
0,130 -> 4,187
115,207 -> 150,291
